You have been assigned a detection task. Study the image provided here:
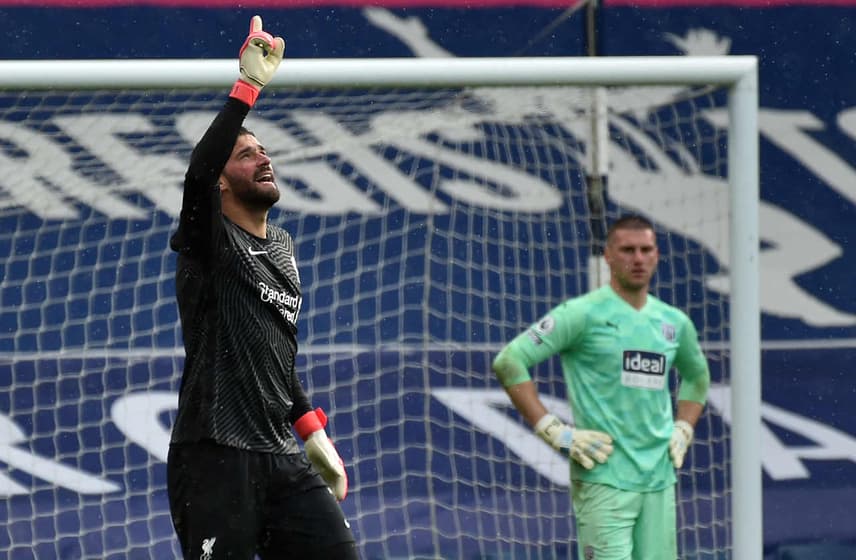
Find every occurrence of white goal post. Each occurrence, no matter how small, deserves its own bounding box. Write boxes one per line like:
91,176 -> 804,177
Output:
0,56 -> 760,559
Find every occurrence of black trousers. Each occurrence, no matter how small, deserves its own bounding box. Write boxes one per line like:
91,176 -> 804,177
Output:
167,440 -> 358,560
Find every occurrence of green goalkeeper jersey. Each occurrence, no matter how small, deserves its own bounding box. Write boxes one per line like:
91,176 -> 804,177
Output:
506,285 -> 709,492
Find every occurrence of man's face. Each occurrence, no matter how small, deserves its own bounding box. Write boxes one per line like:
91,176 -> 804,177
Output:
220,133 -> 280,210
604,227 -> 659,291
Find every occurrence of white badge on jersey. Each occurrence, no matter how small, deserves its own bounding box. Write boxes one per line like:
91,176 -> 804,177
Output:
527,315 -> 555,345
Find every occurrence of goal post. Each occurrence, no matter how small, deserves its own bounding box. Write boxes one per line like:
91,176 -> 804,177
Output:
0,56 -> 760,559
4,56 -> 757,89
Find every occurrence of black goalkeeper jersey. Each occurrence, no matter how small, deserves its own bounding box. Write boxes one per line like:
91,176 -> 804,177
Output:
169,97 -> 311,454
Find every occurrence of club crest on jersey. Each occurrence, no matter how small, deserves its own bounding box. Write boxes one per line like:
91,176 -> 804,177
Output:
621,350 -> 666,390
527,315 -> 555,345
662,322 -> 676,342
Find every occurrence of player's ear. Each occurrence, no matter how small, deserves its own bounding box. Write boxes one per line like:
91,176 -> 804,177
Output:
218,179 -> 227,193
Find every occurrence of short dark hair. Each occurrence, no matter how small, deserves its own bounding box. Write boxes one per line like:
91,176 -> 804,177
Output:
238,126 -> 255,138
606,214 -> 655,242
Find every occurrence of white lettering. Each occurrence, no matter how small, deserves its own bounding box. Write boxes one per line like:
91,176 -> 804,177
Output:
395,135 -> 564,212
352,16 -> 855,328
758,109 -> 856,207
53,113 -> 186,214
0,121 -> 145,220
0,413 -> 121,495
621,371 -> 667,390
613,108 -> 856,327
363,7 -> 454,58
621,351 -> 668,390
196,113 -> 385,215
2,100 -> 854,326
707,384 -> 856,480
837,107 -> 856,149
625,352 -> 665,373
431,388 -> 572,486
258,282 -> 302,324
0,382 -> 851,496
289,111 -> 449,213
258,281 -> 300,308
110,391 -> 176,463
434,385 -> 856,485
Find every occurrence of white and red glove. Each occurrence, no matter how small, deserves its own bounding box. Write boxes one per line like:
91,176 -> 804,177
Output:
294,408 -> 348,501
229,15 -> 286,107
535,413 -> 614,470
669,419 -> 694,469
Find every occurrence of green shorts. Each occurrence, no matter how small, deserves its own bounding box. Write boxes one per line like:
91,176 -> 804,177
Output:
571,481 -> 676,560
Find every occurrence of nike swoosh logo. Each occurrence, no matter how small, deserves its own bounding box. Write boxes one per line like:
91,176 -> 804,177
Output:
606,321 -> 619,329
248,248 -> 268,256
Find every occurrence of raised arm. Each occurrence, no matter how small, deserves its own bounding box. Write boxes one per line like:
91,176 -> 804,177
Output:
170,16 -> 285,257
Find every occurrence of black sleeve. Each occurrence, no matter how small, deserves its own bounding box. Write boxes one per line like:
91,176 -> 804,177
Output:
170,97 -> 251,259
288,367 -> 314,425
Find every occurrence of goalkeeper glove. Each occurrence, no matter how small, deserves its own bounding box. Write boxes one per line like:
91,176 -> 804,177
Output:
669,419 -> 694,469
230,15 -> 286,107
294,408 -> 348,501
534,414 -> 614,470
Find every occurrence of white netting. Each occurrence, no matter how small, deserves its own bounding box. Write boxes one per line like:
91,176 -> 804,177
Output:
0,79 -> 732,559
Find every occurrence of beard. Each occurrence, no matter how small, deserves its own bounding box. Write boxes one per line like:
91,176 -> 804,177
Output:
616,270 -> 652,292
225,174 -> 281,211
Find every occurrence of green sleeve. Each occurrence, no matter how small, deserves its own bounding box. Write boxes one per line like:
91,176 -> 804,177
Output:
492,299 -> 587,388
492,343 -> 534,387
674,317 -> 711,403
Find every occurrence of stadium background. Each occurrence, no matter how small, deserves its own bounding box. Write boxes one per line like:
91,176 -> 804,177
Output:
0,0 -> 854,558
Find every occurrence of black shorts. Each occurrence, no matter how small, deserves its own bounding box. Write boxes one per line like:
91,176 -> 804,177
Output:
167,440 -> 357,560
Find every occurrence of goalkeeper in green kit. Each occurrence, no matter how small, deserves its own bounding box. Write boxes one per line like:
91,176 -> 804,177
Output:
492,215 -> 710,560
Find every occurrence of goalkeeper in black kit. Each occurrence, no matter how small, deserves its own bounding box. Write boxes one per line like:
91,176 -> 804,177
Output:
167,16 -> 358,560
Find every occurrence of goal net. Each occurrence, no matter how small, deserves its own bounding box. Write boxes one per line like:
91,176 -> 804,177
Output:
0,57 -> 759,559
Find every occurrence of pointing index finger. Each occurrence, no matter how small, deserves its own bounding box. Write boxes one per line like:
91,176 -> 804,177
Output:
249,15 -> 262,34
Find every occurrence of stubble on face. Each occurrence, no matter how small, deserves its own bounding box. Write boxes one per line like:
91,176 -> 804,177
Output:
221,133 -> 280,211
605,228 -> 659,293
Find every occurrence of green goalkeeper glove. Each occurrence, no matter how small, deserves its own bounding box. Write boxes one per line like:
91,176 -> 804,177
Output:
669,419 -> 694,469
294,408 -> 348,501
534,413 -> 614,470
230,15 -> 286,107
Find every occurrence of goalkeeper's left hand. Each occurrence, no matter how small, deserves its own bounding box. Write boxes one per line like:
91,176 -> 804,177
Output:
669,419 -> 694,469
294,408 -> 348,501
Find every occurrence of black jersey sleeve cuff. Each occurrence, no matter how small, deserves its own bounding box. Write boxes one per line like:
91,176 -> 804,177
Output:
288,370 -> 314,425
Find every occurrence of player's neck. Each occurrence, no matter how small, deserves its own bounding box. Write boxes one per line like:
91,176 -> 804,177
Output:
222,204 -> 268,238
610,281 -> 648,310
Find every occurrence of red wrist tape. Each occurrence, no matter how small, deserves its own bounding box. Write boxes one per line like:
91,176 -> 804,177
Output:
294,407 -> 328,441
229,80 -> 260,107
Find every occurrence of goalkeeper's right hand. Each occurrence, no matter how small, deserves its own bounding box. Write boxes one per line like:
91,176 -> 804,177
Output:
230,15 -> 286,107
534,413 -> 614,470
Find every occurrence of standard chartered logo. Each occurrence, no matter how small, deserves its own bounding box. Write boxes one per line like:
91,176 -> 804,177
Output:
258,281 -> 301,324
